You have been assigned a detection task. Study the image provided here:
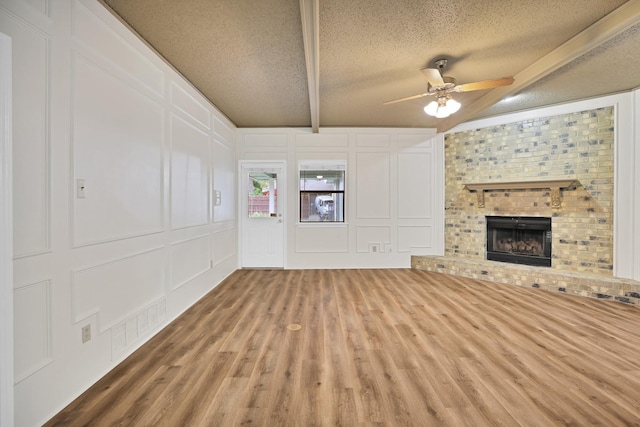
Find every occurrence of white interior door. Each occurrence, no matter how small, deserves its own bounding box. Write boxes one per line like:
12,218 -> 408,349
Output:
240,161 -> 285,268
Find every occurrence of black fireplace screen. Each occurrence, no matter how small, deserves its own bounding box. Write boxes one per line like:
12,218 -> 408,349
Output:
486,216 -> 551,267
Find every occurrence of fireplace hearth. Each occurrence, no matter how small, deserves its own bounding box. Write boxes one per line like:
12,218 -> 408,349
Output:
486,216 -> 551,267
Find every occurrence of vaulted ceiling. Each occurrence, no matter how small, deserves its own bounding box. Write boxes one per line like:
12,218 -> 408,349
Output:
100,0 -> 640,133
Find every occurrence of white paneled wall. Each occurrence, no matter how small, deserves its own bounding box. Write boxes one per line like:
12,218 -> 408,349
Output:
3,7 -> 49,258
169,114 -> 210,229
3,0 -> 237,425
237,128 -> 445,269
72,54 -> 165,245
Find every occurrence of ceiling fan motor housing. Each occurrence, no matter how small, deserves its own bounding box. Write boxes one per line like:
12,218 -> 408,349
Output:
429,76 -> 457,93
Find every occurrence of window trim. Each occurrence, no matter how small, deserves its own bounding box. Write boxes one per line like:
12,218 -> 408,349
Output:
298,161 -> 346,224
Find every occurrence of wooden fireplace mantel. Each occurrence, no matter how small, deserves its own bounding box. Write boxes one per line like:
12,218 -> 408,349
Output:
464,179 -> 578,208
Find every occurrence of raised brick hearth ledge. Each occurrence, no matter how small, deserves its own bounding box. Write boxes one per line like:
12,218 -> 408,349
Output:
411,256 -> 640,306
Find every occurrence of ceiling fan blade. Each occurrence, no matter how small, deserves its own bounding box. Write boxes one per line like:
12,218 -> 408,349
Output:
383,92 -> 431,105
454,77 -> 514,92
421,68 -> 445,87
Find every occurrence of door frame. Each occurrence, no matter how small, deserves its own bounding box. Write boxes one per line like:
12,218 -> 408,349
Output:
0,31 -> 14,427
238,160 -> 287,268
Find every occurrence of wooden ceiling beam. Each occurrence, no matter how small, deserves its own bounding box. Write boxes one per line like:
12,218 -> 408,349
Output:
299,0 -> 320,133
438,0 -> 640,133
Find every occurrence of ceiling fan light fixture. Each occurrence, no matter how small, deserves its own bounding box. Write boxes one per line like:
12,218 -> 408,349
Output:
424,100 -> 439,116
445,98 -> 461,114
424,96 -> 461,118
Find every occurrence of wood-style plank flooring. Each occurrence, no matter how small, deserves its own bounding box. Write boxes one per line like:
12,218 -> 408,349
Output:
46,269 -> 640,426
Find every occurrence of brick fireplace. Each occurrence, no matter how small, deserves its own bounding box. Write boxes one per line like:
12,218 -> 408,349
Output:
412,106 -> 640,306
444,107 -> 614,275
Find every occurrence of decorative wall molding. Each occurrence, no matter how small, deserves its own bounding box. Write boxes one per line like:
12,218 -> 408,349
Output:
0,31 -> 14,427
170,233 -> 211,291
72,0 -> 164,98
13,280 -> 53,383
2,10 -> 51,258
71,247 -> 165,333
170,81 -> 210,130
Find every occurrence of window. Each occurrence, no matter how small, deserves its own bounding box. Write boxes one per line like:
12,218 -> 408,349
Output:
299,162 -> 345,222
247,171 -> 278,218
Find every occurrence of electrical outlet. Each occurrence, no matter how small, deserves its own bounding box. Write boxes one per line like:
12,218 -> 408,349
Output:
76,179 -> 86,198
82,324 -> 91,343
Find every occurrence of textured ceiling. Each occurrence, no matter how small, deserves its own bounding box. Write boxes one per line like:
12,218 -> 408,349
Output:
101,0 -> 640,132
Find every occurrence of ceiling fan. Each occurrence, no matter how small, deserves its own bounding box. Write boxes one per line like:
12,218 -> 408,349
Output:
384,59 -> 514,118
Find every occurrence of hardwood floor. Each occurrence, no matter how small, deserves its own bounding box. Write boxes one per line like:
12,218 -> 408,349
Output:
46,269 -> 640,426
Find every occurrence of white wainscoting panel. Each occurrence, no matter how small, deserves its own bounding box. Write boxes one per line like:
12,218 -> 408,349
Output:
398,226 -> 433,253
23,0 -> 50,16
398,152 -> 432,218
398,133 -> 436,150
213,227 -> 236,266
72,55 -> 164,245
1,13 -> 50,257
72,0 -> 163,97
170,114 -> 210,229
13,280 -> 52,382
295,226 -> 348,253
214,117 -> 234,143
296,132 -> 348,149
213,138 -> 235,222
356,133 -> 390,148
244,133 -> 288,149
356,152 -> 390,219
170,82 -> 210,129
170,234 -> 211,290
72,248 -> 164,333
356,226 -> 391,253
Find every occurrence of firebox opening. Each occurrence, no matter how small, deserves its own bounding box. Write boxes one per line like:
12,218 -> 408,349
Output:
486,216 -> 552,267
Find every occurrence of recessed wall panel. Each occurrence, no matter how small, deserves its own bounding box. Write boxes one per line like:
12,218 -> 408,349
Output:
213,228 -> 236,266
296,226 -> 348,253
73,56 -> 164,245
356,133 -> 390,148
23,0 -> 49,16
72,248 -> 164,333
14,281 -> 51,382
296,133 -> 348,148
398,133 -> 436,150
356,226 -> 391,252
214,117 -> 235,144
2,14 -> 50,256
171,114 -> 210,229
398,226 -> 432,252
244,133 -> 288,149
171,234 -> 210,290
171,82 -> 210,129
213,139 -> 235,222
398,153 -> 432,218
356,152 -> 390,219
73,0 -> 164,96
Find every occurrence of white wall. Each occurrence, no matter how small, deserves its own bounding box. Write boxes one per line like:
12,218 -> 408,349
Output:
0,29 -> 14,427
1,0 -> 237,425
449,91 -> 639,281
236,128 -> 445,269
